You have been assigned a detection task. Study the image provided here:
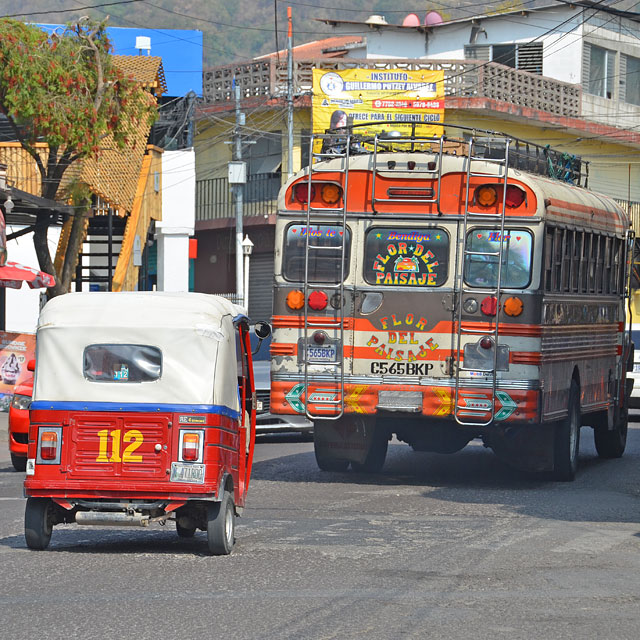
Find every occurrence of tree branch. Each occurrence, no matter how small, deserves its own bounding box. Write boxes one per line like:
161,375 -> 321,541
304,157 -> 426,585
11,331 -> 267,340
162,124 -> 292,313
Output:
4,113 -> 47,182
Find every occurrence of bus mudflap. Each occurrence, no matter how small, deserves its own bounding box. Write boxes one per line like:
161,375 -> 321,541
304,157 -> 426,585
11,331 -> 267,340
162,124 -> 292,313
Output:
484,423 -> 555,473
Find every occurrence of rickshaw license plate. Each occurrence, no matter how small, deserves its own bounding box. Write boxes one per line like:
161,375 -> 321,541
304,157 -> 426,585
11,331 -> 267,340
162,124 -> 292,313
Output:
306,344 -> 337,362
170,462 -> 205,484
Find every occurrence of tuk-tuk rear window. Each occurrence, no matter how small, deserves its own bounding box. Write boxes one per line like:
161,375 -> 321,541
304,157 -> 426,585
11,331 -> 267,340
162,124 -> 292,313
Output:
83,345 -> 162,382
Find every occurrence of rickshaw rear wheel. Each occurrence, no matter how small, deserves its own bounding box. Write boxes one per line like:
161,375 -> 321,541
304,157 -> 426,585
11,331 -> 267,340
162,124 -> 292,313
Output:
25,497 -> 53,550
206,492 -> 235,555
11,453 -> 27,472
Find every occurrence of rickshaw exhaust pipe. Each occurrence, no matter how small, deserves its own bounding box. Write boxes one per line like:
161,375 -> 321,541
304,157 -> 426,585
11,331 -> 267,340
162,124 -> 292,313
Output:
75,512 -> 150,527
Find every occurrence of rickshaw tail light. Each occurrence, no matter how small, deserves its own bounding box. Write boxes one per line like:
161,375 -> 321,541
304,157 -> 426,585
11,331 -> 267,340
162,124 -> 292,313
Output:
182,433 -> 200,462
40,431 -> 58,460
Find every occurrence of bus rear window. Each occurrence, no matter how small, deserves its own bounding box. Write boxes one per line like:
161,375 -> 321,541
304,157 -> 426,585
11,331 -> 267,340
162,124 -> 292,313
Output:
464,229 -> 533,288
364,228 -> 449,287
283,223 -> 351,283
84,344 -> 162,382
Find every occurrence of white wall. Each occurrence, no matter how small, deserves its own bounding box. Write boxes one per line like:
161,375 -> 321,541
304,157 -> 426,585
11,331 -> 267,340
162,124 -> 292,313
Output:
365,30 -> 427,59
156,148 -> 195,292
425,6 -> 583,83
5,225 -> 61,333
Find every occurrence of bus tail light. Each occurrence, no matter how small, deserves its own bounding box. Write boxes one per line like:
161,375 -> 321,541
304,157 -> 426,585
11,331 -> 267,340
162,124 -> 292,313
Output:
312,331 -> 327,345
308,290 -> 328,310
505,185 -> 526,208
480,336 -> 493,350
181,432 -> 201,462
463,297 -> 478,314
293,182 -> 316,204
286,290 -> 305,310
481,296 -> 498,316
475,185 -> 498,207
387,187 -> 434,199
504,296 -> 523,316
40,431 -> 59,461
320,184 -> 342,204
330,293 -> 344,309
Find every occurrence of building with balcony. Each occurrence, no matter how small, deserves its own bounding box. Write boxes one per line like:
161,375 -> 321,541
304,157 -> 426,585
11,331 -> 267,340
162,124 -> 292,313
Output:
194,4 -> 640,320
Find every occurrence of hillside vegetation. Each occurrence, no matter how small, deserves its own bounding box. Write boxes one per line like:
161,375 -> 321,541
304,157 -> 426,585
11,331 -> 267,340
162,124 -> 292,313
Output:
5,0 -> 632,67
2,0 -> 522,66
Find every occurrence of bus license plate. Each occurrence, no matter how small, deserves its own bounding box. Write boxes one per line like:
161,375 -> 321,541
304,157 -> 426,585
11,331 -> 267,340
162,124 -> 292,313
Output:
306,344 -> 337,362
634,363 -> 640,373
170,462 -> 205,484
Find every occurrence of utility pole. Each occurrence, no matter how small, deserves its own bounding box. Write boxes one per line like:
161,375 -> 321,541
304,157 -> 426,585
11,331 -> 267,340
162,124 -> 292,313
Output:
287,6 -> 294,179
233,79 -> 245,306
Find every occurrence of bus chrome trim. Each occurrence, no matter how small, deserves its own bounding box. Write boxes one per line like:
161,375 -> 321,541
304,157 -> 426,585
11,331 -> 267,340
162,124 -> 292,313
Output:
271,372 -> 539,390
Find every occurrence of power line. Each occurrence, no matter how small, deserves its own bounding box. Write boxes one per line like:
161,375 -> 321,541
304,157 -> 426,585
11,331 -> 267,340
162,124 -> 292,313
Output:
3,0 -> 145,19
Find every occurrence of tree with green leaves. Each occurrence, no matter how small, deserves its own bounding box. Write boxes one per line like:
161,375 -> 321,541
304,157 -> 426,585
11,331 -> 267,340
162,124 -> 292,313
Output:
0,17 -> 157,297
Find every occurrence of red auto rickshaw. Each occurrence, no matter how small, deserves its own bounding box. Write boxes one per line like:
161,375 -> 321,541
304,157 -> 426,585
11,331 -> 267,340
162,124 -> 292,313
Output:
23,292 -> 269,554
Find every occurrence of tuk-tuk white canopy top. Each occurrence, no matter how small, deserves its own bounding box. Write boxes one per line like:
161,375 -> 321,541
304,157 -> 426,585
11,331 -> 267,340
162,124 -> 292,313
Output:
34,292 -> 248,412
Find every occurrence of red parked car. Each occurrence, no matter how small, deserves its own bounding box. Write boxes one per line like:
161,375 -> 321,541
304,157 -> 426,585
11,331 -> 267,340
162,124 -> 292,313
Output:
8,375 -> 33,472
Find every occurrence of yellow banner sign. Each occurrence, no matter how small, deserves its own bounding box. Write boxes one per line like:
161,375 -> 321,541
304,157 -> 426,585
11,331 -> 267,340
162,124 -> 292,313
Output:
312,68 -> 444,138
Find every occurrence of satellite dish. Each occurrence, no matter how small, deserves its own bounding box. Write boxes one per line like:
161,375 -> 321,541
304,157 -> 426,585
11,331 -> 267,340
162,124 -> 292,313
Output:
425,11 -> 444,26
402,13 -> 421,27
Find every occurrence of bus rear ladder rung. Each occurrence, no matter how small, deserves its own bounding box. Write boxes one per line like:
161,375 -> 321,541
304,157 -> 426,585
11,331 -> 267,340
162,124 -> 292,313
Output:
467,172 -> 506,179
308,207 -> 346,214
464,250 -> 500,257
469,155 -> 507,163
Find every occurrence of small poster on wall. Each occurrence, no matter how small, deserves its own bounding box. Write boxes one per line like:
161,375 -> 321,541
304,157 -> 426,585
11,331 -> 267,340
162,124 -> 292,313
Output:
0,331 -> 35,411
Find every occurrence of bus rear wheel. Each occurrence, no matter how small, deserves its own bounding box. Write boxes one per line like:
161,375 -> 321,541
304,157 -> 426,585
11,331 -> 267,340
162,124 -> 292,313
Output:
206,492 -> 235,555
594,400 -> 628,459
25,497 -> 53,550
553,380 -> 580,481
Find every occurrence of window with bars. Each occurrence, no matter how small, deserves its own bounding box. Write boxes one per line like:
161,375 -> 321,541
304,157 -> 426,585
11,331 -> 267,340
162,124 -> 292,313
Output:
544,227 -> 623,295
621,54 -> 640,106
464,42 -> 543,74
585,44 -> 616,99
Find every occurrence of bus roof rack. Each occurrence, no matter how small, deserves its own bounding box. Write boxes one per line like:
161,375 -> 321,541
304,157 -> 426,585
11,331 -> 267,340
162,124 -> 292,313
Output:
320,122 -> 588,188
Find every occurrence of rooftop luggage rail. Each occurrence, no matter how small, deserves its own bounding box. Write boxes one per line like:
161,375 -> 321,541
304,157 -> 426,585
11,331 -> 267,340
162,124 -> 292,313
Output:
318,122 -> 588,187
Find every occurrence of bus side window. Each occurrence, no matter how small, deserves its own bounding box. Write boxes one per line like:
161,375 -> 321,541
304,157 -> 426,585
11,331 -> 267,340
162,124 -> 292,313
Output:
544,227 -> 553,292
571,231 -> 582,292
553,228 -> 562,291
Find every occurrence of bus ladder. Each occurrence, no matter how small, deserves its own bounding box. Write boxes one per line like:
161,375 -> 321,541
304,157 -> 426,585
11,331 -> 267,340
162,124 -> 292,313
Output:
301,132 -> 351,420
453,135 -> 511,426
370,134 -> 446,214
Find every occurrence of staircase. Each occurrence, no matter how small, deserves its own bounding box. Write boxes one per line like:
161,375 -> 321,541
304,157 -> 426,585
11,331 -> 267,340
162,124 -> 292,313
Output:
74,214 -> 127,291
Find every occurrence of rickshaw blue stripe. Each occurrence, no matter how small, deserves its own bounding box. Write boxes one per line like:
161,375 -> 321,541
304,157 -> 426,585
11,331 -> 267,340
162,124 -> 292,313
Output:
30,401 -> 241,419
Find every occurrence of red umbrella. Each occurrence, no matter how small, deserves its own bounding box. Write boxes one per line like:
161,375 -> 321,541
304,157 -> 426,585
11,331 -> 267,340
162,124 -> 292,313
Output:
0,261 -> 56,289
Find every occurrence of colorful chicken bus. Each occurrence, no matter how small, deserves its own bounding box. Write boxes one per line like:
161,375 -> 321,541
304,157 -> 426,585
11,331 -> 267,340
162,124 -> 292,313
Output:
269,126 -> 634,480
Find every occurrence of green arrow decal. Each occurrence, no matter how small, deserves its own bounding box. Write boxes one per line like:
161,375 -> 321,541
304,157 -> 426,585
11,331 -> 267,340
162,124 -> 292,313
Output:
494,390 -> 517,421
285,383 -> 306,414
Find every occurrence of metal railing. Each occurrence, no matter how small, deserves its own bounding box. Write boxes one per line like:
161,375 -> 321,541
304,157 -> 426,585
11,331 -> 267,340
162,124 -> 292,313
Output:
196,173 -> 280,222
203,58 -> 581,118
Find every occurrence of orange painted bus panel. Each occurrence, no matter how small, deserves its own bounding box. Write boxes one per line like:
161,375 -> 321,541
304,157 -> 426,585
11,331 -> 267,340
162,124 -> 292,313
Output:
271,380 -> 540,424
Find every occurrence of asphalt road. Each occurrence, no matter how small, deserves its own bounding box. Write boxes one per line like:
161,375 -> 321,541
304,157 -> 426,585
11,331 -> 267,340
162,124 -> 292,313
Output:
2,412 -> 640,640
